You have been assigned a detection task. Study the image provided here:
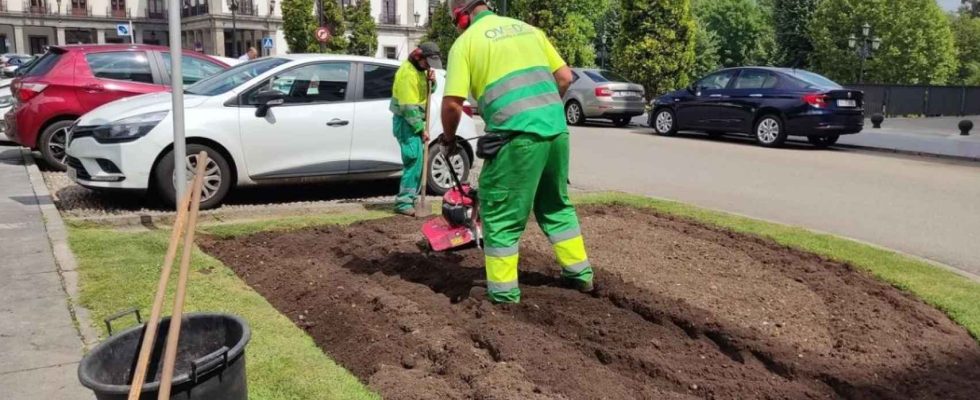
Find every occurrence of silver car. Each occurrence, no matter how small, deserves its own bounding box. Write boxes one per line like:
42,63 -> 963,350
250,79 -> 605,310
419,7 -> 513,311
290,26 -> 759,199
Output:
563,68 -> 646,127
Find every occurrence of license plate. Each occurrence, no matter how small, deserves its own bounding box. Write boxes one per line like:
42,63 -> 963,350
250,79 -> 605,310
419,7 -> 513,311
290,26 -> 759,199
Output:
837,99 -> 857,107
67,167 -> 77,181
616,91 -> 641,97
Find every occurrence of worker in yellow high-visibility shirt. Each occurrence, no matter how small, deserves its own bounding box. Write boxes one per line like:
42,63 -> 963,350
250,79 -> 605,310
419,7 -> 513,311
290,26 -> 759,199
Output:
438,0 -> 595,303
391,42 -> 441,216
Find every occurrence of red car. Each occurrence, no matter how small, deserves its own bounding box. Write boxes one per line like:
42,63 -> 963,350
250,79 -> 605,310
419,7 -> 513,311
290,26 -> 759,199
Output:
4,44 -> 228,169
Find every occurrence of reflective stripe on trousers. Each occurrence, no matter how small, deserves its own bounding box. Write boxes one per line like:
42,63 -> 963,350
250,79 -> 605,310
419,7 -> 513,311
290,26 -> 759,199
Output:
548,227 -> 591,276
485,245 -> 519,297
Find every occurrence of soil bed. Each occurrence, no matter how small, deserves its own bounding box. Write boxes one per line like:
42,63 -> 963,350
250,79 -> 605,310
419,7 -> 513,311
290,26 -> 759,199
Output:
201,205 -> 980,399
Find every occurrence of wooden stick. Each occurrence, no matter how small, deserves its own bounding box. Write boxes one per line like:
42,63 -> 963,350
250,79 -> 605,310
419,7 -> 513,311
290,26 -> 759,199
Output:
126,180 -> 195,400
157,152 -> 209,400
418,78 -> 433,217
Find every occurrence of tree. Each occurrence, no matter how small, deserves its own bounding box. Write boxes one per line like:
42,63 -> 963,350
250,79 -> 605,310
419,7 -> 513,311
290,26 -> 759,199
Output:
345,0 -> 377,56
951,11 -> 980,85
772,0 -> 817,67
808,0 -> 958,85
282,0 -> 318,53
594,0 -> 621,69
691,20 -> 721,79
510,0 -> 608,67
424,1 -> 459,59
692,0 -> 775,67
613,0 -> 697,97
963,0 -> 980,17
317,0 -> 348,53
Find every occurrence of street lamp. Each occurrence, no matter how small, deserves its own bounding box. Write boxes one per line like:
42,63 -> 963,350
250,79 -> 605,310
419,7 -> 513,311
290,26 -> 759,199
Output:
847,22 -> 881,84
229,0 -> 239,58
414,11 -> 421,27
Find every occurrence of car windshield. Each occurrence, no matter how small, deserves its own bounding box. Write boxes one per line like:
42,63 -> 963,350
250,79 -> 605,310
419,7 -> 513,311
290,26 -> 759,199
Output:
785,69 -> 842,89
185,57 -> 289,96
583,69 -> 632,83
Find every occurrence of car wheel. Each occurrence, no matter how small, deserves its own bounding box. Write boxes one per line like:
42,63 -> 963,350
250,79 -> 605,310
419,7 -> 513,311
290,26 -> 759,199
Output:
427,144 -> 471,195
38,120 -> 75,171
754,115 -> 787,147
653,108 -> 678,136
807,134 -> 840,148
565,101 -> 584,126
154,144 -> 232,210
613,117 -> 630,127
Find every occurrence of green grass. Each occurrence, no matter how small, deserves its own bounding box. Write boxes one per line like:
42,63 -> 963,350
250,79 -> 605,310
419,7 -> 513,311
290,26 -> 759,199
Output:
199,210 -> 391,239
574,192 -> 980,340
69,213 -> 389,400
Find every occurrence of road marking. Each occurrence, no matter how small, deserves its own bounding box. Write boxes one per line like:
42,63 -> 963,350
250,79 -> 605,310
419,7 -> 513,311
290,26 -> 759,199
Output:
0,222 -> 27,230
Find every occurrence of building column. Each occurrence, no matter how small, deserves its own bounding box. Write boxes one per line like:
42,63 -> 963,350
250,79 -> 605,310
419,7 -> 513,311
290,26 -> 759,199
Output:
14,26 -> 25,53
212,28 -> 225,56
56,27 -> 66,46
96,29 -> 106,44
134,28 -> 144,44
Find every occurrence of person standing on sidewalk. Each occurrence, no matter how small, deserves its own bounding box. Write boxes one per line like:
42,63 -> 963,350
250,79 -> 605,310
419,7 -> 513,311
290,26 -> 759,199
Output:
438,0 -> 595,303
390,42 -> 442,216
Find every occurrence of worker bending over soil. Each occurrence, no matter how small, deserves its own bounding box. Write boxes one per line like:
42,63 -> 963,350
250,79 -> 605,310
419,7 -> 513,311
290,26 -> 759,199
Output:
439,0 -> 595,303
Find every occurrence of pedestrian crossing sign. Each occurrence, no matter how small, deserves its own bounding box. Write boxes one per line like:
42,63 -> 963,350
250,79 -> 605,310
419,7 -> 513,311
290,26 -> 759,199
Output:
262,37 -> 274,49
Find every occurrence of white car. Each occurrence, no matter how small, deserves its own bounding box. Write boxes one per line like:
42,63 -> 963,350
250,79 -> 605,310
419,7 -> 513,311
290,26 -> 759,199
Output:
65,54 -> 478,208
0,78 -> 13,139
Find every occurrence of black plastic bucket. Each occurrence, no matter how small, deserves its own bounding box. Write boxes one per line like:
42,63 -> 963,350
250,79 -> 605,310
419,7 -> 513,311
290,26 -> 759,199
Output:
78,312 -> 251,400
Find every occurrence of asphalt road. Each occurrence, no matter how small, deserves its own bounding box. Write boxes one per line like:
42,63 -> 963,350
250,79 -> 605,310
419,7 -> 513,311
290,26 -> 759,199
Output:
566,122 -> 980,278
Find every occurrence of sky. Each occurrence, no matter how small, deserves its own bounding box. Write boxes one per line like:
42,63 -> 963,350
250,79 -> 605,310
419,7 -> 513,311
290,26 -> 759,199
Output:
938,0 -> 961,11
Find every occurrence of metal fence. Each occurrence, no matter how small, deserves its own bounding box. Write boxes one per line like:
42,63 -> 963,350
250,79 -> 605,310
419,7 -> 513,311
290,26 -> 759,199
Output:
846,84 -> 980,117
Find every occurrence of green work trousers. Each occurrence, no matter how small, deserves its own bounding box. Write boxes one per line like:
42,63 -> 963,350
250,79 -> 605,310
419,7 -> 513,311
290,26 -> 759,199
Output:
393,116 -> 423,212
479,132 -> 593,303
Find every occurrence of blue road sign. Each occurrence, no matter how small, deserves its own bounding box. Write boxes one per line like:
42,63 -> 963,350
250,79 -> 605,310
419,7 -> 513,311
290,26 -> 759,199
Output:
262,37 -> 274,49
116,24 -> 131,37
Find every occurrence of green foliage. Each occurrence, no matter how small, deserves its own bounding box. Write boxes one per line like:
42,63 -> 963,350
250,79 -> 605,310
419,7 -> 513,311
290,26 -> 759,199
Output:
809,0 -> 958,84
691,21 -> 721,79
345,0 -> 378,56
594,0 -> 621,69
964,0 -> 980,17
951,12 -> 980,85
510,0 -> 608,67
318,0 -> 348,53
693,0 -> 775,67
282,0 -> 318,53
613,0 -> 697,96
772,0 -> 817,67
424,1 -> 459,58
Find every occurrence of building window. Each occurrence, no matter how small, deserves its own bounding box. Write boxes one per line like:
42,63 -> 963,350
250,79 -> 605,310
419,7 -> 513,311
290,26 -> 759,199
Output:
383,46 -> 396,60
29,36 -> 49,55
147,0 -> 165,18
71,0 -> 88,15
380,0 -> 397,24
29,0 -> 47,14
110,0 -> 127,17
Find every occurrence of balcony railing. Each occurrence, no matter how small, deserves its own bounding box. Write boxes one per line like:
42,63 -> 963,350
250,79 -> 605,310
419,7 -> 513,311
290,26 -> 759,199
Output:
378,13 -> 399,25
0,0 -> 7,12
234,0 -> 256,16
146,7 -> 166,19
107,6 -> 130,18
23,0 -> 53,14
181,3 -> 208,17
69,5 -> 91,16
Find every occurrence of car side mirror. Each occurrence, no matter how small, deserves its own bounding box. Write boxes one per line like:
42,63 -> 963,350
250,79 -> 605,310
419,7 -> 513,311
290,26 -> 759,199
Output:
254,89 -> 285,118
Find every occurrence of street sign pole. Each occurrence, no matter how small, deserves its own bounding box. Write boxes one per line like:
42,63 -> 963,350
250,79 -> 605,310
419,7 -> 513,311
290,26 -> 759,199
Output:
128,20 -> 135,44
169,0 -> 186,204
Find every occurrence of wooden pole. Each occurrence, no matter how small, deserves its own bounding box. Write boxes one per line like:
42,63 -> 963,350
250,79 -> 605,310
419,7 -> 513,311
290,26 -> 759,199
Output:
126,180 -> 195,400
157,152 -> 209,400
417,78 -> 433,217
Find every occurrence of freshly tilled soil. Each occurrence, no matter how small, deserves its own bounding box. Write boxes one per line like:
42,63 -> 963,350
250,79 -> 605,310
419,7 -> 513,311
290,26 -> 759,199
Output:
201,205 -> 980,399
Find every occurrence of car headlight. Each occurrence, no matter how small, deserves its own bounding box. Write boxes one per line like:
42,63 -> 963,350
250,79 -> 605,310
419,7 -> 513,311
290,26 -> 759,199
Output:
0,94 -> 13,108
93,111 -> 168,143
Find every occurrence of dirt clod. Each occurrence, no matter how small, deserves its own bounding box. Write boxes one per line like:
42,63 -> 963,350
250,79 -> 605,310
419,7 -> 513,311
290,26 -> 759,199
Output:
201,205 -> 980,399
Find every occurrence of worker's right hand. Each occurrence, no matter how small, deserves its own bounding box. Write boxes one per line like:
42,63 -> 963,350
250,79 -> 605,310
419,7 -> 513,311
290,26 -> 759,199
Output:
427,69 -> 436,82
438,134 -> 458,156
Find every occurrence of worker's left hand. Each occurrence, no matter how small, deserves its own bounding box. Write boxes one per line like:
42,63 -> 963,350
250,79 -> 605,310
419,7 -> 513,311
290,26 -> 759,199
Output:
427,69 -> 436,82
438,133 -> 458,156
421,131 -> 429,142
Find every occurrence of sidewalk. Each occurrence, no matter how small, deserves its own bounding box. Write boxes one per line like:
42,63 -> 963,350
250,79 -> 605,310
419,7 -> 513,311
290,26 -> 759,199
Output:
835,117 -> 980,160
0,144 -> 90,399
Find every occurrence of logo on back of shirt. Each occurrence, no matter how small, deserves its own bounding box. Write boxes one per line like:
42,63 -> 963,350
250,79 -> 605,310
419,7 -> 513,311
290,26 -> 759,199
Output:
484,23 -> 534,41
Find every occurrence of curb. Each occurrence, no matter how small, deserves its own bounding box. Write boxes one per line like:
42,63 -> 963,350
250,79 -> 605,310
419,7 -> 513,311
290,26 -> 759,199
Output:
831,142 -> 980,163
20,150 -> 100,350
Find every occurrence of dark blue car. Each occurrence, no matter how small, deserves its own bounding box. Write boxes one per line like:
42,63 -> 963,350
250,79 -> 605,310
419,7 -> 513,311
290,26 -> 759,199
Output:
649,67 -> 864,148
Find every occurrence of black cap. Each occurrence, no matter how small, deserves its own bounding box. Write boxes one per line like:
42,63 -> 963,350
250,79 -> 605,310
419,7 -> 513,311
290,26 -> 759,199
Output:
418,42 -> 442,69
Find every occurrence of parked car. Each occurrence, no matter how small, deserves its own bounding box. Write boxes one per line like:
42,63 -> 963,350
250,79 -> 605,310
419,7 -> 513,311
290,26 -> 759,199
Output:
65,55 -> 480,209
0,53 -> 30,66
0,78 -> 13,138
4,44 -> 229,170
563,68 -> 645,127
2,55 -> 36,77
649,67 -> 863,147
